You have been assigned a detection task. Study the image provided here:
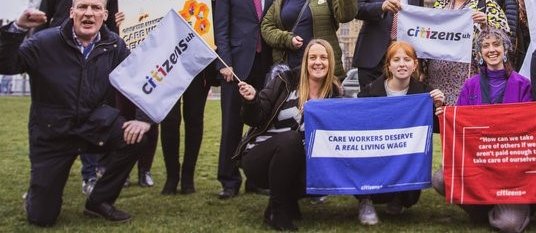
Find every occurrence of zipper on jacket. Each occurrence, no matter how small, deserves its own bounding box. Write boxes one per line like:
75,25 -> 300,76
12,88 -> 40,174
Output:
232,74 -> 291,160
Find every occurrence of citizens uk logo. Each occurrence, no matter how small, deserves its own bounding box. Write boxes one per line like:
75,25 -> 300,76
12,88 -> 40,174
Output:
406,26 -> 471,41
142,32 -> 196,94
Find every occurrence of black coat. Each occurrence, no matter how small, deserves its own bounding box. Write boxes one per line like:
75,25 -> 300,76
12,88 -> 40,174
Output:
358,76 -> 440,133
0,20 -> 141,145
233,67 -> 340,160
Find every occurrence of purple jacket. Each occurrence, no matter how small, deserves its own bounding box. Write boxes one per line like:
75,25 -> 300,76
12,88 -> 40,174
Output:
456,71 -> 533,106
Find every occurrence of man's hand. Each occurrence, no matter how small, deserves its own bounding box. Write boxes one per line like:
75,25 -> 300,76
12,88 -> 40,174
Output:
122,120 -> 151,144
16,9 -> 47,30
115,11 -> 125,28
219,67 -> 234,82
382,0 -> 402,13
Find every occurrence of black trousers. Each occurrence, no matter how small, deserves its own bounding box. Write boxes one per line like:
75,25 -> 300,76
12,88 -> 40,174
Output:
160,70 -> 210,189
357,61 -> 384,91
26,116 -> 144,226
241,131 -> 305,205
218,52 -> 267,190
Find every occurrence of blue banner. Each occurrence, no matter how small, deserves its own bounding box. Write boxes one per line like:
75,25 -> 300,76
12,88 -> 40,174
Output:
304,94 -> 433,195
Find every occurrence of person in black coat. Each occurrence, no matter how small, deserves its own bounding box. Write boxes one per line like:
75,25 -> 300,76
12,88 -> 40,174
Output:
0,0 -> 151,226
356,41 -> 444,225
236,39 -> 341,231
36,0 -> 122,195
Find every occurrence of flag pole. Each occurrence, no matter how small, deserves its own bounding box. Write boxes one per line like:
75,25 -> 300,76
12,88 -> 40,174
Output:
173,10 -> 243,83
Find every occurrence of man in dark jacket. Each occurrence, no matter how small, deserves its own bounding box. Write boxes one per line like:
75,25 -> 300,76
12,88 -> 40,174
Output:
214,0 -> 273,199
0,0 -> 151,226
352,0 -> 423,90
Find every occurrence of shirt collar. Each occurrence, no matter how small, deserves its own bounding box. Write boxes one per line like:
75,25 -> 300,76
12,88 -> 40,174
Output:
72,29 -> 101,48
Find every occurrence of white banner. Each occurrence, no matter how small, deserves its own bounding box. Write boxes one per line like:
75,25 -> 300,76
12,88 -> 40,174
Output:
110,10 -> 217,123
397,5 -> 473,63
519,0 -> 535,78
310,126 -> 429,158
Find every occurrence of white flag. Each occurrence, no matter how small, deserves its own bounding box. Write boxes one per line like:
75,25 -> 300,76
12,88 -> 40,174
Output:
519,0 -> 535,79
110,10 -> 217,123
397,5 -> 473,63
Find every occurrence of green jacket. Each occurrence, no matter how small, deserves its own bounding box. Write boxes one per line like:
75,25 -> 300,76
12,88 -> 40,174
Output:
261,0 -> 357,78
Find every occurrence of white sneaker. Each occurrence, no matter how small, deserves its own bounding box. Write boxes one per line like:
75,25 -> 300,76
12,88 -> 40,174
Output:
358,199 -> 379,225
82,178 -> 97,196
309,195 -> 328,204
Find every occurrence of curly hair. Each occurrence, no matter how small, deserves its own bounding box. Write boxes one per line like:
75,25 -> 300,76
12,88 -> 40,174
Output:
475,28 -> 513,75
475,28 -> 513,54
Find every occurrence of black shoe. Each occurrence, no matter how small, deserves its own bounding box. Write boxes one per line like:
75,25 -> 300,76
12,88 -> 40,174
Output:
84,202 -> 131,223
265,204 -> 298,231
161,188 -> 177,195
289,200 -> 302,221
218,188 -> 238,199
180,186 -> 196,195
138,171 -> 154,187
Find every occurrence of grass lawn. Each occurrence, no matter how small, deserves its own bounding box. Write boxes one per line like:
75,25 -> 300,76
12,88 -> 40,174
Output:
0,96 -> 530,232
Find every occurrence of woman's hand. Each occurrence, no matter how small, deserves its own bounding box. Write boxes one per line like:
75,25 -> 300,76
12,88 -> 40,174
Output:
292,36 -> 303,49
472,10 -> 486,25
430,89 -> 445,108
238,81 -> 256,101
435,106 -> 444,116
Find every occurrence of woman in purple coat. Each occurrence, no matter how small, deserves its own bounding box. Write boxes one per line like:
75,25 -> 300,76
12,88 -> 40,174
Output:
434,28 -> 532,233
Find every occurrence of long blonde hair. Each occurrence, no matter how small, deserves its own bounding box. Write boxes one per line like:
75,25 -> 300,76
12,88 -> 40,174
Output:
298,39 -> 339,110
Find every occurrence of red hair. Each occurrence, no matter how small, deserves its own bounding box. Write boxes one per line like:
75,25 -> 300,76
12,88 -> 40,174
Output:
383,41 -> 420,80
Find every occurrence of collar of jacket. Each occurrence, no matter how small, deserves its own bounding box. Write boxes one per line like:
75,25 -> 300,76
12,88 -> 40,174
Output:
364,75 -> 428,97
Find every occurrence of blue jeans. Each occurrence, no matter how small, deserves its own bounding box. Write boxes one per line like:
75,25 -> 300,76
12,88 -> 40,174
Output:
80,153 -> 99,181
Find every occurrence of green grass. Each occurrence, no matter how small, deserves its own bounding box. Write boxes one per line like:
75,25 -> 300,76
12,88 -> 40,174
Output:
0,96 -> 532,232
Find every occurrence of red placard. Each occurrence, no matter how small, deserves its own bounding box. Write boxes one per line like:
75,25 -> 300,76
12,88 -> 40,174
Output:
440,102 -> 536,204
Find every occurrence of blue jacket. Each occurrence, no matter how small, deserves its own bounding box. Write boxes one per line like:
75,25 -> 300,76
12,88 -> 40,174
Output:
0,20 -> 137,145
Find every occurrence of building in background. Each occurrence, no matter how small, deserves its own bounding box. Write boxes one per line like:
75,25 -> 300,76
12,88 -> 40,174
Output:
337,19 -> 361,72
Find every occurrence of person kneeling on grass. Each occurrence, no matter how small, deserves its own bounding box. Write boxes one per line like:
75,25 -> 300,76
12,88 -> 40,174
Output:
234,39 -> 342,231
356,41 -> 445,225
0,0 -> 151,226
433,28 -> 533,233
